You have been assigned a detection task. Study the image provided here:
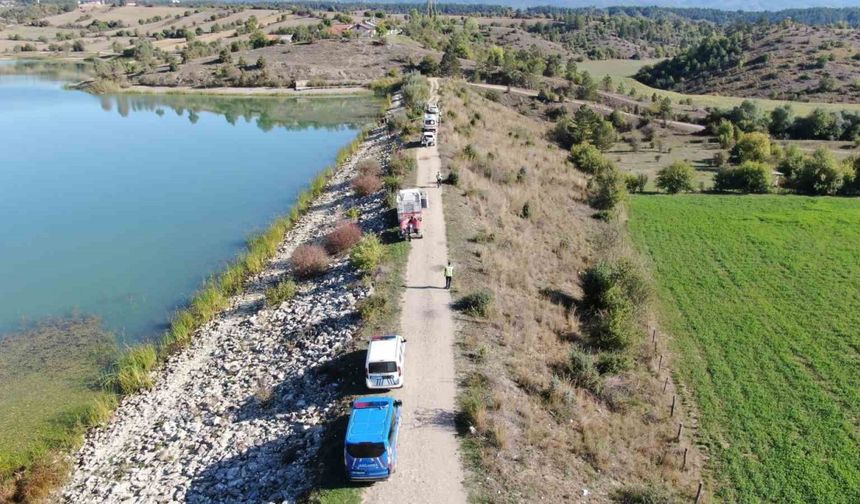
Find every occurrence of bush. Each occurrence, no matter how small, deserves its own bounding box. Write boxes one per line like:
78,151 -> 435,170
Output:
265,278 -> 297,306
588,165 -> 627,211
731,131 -> 772,163
389,151 -> 416,177
357,159 -> 381,176
714,161 -> 772,193
554,106 -> 617,150
596,352 -> 632,374
568,348 -> 603,394
624,173 -> 640,193
588,286 -> 636,351
357,294 -> 387,324
582,259 -> 650,313
350,235 -> 385,274
656,161 -> 695,194
791,147 -> 851,195
291,244 -> 330,278
454,290 -> 494,317
446,168 -> 460,186
352,174 -> 382,196
569,143 -> 611,174
324,221 -> 363,254
611,484 -> 680,504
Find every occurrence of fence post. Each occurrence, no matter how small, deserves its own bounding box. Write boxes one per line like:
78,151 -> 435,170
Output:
663,376 -> 669,393
676,422 -> 683,441
683,447 -> 689,470
659,354 -> 663,370
695,482 -> 703,503
671,395 -> 676,417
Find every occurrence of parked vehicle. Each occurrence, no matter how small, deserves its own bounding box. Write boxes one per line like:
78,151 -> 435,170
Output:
422,113 -> 439,132
396,188 -> 428,240
344,397 -> 403,481
421,131 -> 437,147
426,103 -> 440,115
365,335 -> 407,389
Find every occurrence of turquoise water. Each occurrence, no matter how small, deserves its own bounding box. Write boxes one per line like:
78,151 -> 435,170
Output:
0,70 -> 375,343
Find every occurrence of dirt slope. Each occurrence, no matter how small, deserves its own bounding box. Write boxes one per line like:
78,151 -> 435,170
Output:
363,78 -> 467,504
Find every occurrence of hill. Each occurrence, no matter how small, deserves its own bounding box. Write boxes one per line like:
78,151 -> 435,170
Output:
635,22 -> 860,103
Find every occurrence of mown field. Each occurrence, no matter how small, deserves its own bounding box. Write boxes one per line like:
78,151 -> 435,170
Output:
628,195 -> 860,503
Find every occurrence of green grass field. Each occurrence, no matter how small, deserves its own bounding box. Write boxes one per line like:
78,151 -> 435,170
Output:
578,58 -> 860,115
628,195 -> 860,503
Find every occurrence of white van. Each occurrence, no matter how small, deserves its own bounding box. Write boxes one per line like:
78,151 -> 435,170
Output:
365,335 -> 407,389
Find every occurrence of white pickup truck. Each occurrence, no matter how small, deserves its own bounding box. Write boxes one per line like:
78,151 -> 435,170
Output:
421,131 -> 437,147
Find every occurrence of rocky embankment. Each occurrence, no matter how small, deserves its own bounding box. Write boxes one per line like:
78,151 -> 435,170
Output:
61,112 -> 396,504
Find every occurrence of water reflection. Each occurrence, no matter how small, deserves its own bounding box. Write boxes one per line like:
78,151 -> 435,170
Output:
98,93 -> 380,132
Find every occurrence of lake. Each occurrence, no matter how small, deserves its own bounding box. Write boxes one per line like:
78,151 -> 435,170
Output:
0,62 -> 378,470
0,65 -> 378,344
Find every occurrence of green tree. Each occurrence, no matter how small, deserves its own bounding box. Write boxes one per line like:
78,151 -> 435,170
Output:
769,105 -> 794,139
569,143 -> 611,174
656,161 -> 696,194
732,132 -> 772,163
714,161 -> 772,193
440,48 -> 461,77
716,119 -> 736,149
792,148 -> 850,195
577,70 -> 598,100
588,165 -> 627,211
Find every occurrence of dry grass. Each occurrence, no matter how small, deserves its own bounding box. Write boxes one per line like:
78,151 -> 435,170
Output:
439,81 -> 704,502
290,244 -> 330,279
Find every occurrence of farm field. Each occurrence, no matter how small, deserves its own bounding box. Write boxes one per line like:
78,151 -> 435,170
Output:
577,58 -> 860,115
628,195 -> 860,503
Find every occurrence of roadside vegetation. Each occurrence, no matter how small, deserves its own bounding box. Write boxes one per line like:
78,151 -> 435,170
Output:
439,82 -> 703,502
629,195 -> 860,503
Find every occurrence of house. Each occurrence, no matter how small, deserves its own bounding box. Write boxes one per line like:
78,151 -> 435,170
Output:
352,20 -> 377,38
267,33 -> 293,44
329,23 -> 352,37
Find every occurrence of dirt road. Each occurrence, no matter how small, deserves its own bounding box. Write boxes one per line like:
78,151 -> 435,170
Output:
468,82 -> 705,134
363,79 -> 466,504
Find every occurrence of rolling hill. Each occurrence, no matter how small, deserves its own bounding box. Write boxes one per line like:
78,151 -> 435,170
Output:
635,22 -> 860,103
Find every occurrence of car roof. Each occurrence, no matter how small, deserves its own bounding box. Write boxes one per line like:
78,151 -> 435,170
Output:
367,334 -> 401,363
346,397 -> 395,444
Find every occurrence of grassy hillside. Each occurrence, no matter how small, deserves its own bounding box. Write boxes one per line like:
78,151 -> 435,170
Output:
636,23 -> 860,103
629,195 -> 860,503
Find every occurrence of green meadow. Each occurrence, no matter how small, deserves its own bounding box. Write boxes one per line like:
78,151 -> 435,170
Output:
628,195 -> 860,503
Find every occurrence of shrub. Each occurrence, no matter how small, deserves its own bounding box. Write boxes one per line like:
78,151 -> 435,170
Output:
554,106 -> 617,150
454,290 -> 494,317
624,173 -> 640,193
581,259 -> 649,314
389,151 -> 416,176
357,294 -> 387,324
777,144 -> 805,178
291,244 -> 330,278
791,147 -> 851,195
596,352 -> 632,375
568,348 -> 603,394
265,278 -> 297,306
324,221 -> 363,254
350,235 -> 385,274
611,484 -> 680,504
357,159 -> 381,176
352,174 -> 382,196
383,175 -> 401,193
446,168 -> 460,186
732,131 -> 772,163
656,161 -> 695,194
714,161 -> 772,193
588,165 -> 627,211
569,143 -> 611,174
588,286 -> 636,351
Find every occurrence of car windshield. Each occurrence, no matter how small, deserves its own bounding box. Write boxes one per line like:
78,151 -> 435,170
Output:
346,442 -> 386,458
368,361 -> 397,374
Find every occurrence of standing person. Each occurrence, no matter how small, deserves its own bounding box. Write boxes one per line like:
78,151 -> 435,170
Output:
436,171 -> 443,188
444,261 -> 453,289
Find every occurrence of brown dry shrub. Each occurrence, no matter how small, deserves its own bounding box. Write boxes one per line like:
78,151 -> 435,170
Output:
324,221 -> 363,254
291,244 -> 330,278
352,174 -> 382,196
357,159 -> 382,176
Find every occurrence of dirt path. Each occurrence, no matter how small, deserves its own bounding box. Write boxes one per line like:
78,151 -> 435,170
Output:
363,78 -> 467,504
468,82 -> 705,134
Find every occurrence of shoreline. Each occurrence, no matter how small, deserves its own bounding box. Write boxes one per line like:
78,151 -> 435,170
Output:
115,84 -> 373,97
60,112 -> 397,501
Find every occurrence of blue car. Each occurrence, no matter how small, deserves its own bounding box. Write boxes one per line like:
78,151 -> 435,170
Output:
344,397 -> 402,481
